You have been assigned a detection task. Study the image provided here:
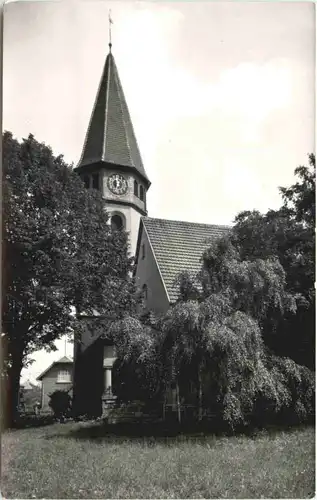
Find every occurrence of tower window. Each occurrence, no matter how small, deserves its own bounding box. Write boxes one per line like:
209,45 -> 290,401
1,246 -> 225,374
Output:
92,173 -> 99,190
142,243 -> 145,260
134,180 -> 138,196
139,185 -> 144,201
83,175 -> 90,189
111,214 -> 124,231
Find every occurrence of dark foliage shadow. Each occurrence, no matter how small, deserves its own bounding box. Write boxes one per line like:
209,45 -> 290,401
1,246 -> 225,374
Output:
12,413 -> 57,429
44,417 -> 314,445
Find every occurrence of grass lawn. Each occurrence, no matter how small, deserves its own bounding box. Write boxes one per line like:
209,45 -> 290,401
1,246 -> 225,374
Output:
1,421 -> 315,498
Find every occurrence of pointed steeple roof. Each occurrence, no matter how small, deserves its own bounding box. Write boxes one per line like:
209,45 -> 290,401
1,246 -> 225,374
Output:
77,50 -> 150,186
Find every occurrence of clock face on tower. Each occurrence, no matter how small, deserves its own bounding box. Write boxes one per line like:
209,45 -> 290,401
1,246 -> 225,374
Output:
107,174 -> 128,195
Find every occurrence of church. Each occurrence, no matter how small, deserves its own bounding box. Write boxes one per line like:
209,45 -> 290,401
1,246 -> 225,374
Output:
72,43 -> 229,416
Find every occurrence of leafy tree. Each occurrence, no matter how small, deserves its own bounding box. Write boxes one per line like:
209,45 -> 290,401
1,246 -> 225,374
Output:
161,300 -> 216,422
111,229 -> 314,429
159,235 -> 314,428
3,131 -> 136,426
233,154 -> 315,367
110,316 -> 164,406
280,153 -> 315,229
20,382 -> 41,411
48,389 -> 71,420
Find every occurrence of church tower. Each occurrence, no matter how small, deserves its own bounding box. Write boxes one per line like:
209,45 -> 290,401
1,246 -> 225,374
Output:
75,45 -> 150,255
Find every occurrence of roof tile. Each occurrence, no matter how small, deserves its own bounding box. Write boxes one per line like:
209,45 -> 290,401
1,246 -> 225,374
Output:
143,217 -> 230,302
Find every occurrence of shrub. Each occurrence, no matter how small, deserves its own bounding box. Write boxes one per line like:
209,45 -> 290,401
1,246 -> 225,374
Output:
48,390 -> 71,420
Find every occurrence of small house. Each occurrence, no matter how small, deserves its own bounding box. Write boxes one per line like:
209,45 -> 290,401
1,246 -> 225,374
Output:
36,356 -> 73,411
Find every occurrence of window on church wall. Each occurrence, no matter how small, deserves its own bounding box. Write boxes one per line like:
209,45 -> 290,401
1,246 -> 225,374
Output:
142,284 -> 148,308
139,185 -> 144,201
111,214 -> 124,231
92,173 -> 99,190
134,180 -> 138,196
142,243 -> 145,260
83,175 -> 90,189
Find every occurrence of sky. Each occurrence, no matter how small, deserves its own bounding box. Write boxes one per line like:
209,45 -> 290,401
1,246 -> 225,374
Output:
3,0 -> 315,383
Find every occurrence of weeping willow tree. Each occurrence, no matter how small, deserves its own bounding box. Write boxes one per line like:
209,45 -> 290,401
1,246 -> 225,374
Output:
109,316 -> 165,408
110,234 -> 314,429
161,237 -> 314,428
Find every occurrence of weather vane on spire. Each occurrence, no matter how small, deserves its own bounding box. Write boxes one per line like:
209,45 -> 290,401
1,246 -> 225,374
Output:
108,9 -> 113,51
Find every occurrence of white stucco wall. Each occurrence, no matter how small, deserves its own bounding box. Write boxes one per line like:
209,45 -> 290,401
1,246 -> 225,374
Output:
135,225 -> 170,315
101,168 -> 147,257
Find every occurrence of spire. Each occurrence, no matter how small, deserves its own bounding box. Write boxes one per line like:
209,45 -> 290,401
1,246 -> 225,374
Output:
76,45 -> 150,186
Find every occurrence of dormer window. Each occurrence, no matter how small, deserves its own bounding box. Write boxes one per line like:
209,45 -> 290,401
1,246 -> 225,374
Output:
134,180 -> 138,196
92,173 -> 99,190
139,185 -> 144,201
57,369 -> 71,383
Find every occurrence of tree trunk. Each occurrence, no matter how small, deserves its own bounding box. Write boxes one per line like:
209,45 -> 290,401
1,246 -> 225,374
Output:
162,382 -> 168,421
176,380 -> 181,425
6,367 -> 22,428
197,365 -> 203,422
5,346 -> 24,429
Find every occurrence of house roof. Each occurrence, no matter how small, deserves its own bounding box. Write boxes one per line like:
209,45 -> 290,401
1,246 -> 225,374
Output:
76,50 -> 150,186
36,356 -> 73,381
141,217 -> 230,302
21,379 -> 37,390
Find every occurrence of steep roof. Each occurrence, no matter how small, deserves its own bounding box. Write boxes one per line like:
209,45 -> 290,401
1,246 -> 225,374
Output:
36,356 -> 73,381
21,379 -> 37,390
76,50 -> 150,185
141,217 -> 230,302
